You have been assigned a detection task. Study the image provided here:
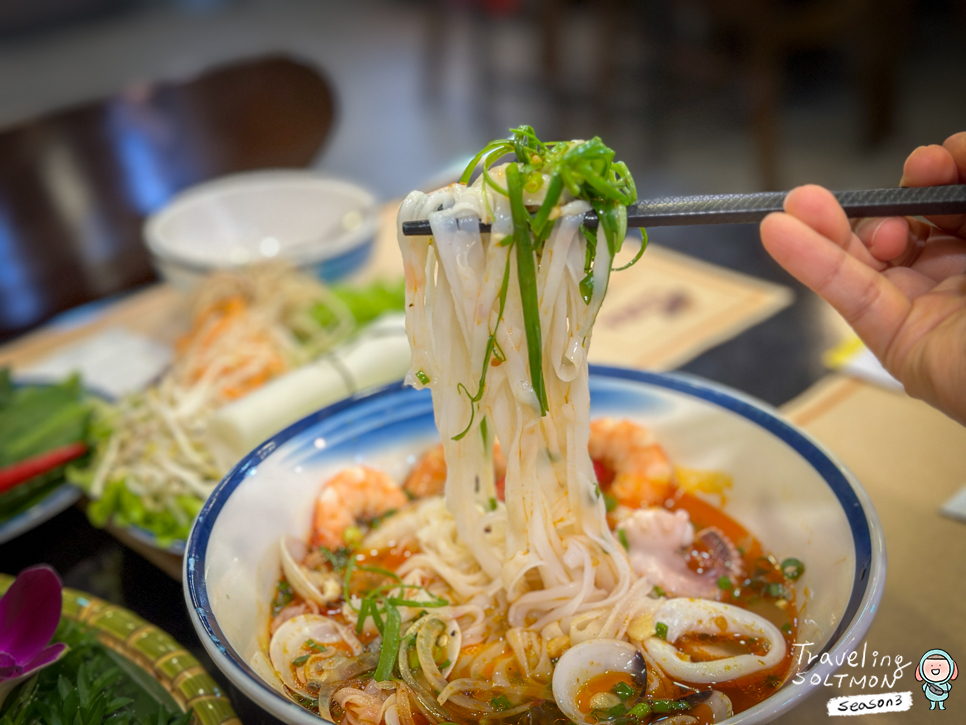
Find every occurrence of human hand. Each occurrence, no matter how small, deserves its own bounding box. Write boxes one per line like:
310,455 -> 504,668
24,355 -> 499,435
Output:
760,132 -> 966,425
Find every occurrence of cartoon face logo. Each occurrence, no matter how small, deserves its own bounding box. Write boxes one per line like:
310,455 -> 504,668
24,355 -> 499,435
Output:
917,649 -> 958,711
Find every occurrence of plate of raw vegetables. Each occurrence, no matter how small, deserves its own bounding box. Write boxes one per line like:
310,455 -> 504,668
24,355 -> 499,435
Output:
66,264 -> 410,554
0,372 -> 95,545
0,565 -> 238,725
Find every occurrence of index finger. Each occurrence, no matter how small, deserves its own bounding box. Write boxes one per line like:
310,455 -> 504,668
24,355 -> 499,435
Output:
899,133 -> 966,236
760,210 -> 910,360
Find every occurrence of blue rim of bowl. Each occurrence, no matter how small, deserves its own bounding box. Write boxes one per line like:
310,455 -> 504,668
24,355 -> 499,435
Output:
185,365 -> 883,724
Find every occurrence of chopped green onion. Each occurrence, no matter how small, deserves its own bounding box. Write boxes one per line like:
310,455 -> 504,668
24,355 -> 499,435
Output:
488,497 -> 497,511
491,694 -> 513,711
320,546 -> 352,571
506,163 -> 549,416
343,525 -> 363,548
781,622 -> 792,634
655,622 -> 668,640
374,604 -> 401,681
271,580 -> 293,617
415,370 -> 430,385
438,659 -> 451,670
617,529 -> 629,550
627,702 -> 652,719
650,585 -> 666,598
651,699 -> 690,713
604,493 -> 618,512
606,703 -> 627,718
291,654 -> 311,667
611,228 -> 648,272
305,639 -> 327,653
781,557 -> 805,580
717,576 -> 733,591
452,254 -> 512,441
611,681 -> 635,701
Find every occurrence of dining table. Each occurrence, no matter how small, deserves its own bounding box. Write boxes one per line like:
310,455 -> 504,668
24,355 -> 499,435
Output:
1,182 -> 964,725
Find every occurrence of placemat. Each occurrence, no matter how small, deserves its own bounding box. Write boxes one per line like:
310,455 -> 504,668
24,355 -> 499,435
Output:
361,202 -> 794,371
778,375 -> 966,723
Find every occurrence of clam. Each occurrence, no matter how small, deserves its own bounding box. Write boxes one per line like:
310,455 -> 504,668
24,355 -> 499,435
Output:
551,639 -> 646,725
269,613 -> 364,695
682,690 -> 734,722
279,536 -> 342,606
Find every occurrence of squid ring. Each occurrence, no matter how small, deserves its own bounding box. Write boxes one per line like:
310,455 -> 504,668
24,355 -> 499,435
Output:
644,598 -> 786,683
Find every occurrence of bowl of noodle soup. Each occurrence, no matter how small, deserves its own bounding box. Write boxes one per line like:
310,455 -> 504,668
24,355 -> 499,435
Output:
185,128 -> 883,725
185,367 -> 884,725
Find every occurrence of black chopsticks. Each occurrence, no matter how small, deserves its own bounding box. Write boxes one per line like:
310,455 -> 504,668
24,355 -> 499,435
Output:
400,184 -> 966,235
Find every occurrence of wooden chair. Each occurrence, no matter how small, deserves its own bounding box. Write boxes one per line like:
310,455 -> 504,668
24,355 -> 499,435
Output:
0,54 -> 336,341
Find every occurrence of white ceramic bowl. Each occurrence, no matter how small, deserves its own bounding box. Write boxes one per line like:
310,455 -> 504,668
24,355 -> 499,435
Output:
144,170 -> 377,289
185,367 -> 885,724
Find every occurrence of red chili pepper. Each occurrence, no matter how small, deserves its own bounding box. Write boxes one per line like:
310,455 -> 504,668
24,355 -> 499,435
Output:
0,441 -> 88,494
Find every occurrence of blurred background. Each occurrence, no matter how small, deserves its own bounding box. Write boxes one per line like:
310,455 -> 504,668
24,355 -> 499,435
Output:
0,0 -> 964,341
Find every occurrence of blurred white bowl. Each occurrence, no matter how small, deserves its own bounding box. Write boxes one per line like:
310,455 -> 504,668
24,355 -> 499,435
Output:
144,170 -> 378,289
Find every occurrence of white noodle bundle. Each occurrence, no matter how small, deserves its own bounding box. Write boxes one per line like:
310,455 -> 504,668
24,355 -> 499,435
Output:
397,166 -> 635,635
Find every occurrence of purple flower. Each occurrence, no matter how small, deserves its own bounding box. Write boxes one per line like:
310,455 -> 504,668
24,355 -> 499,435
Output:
0,565 -> 67,707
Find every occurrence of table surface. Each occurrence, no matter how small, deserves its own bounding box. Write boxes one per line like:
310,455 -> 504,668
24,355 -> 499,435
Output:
2,213 -> 946,724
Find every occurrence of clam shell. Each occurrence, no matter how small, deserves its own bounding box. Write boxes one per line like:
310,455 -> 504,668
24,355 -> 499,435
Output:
268,614 -> 364,695
551,639 -> 645,725
279,536 -> 341,606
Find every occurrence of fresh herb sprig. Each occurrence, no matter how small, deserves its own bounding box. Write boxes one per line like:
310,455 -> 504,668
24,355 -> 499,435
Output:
451,126 -> 641,434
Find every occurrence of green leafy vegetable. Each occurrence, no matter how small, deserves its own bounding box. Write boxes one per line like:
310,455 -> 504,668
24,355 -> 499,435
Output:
0,372 -> 89,467
0,371 -> 92,522
0,619 -> 190,725
316,279 -> 407,328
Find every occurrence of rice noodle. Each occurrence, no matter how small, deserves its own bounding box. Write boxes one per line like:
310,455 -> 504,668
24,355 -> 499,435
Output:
398,165 -> 635,636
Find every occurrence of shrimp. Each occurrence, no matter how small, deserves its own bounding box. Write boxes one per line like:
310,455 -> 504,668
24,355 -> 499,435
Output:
588,418 -> 673,508
312,466 -> 408,549
404,444 -> 447,498
404,442 -> 507,499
